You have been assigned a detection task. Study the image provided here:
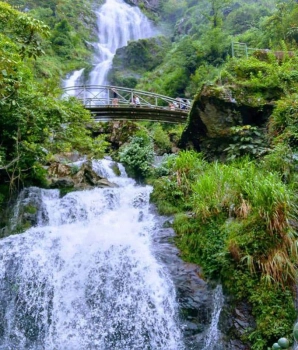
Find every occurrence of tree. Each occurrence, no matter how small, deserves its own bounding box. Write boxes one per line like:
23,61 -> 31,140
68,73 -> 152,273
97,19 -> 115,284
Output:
204,0 -> 234,28
0,2 -> 105,191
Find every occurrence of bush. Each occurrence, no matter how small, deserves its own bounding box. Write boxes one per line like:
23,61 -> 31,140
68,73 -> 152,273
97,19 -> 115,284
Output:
151,124 -> 172,155
119,136 -> 154,180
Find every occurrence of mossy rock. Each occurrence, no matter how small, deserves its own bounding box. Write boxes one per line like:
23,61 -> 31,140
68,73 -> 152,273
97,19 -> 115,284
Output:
109,36 -> 171,86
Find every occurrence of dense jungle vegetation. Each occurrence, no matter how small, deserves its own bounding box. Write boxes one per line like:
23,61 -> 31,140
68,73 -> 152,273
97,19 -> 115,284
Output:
0,0 -> 298,349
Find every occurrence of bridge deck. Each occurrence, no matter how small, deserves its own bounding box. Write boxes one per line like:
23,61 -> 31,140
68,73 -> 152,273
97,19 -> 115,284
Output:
63,85 -> 191,123
87,105 -> 188,123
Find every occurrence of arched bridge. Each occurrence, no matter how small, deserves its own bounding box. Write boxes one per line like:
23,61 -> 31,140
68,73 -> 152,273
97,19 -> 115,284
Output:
62,85 -> 191,123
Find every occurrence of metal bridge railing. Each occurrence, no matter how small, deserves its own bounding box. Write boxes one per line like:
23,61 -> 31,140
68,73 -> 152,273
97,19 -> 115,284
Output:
62,85 -> 192,112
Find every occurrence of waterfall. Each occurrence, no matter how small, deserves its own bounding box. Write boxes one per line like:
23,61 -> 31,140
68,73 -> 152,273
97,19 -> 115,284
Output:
0,160 -> 184,349
63,69 -> 84,88
62,69 -> 85,93
89,0 -> 156,86
63,0 -> 157,89
202,285 -> 224,350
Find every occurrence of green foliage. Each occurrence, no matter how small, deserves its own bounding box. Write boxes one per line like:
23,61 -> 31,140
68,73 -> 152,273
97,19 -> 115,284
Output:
202,0 -> 234,29
248,284 -> 295,350
160,0 -> 188,23
259,1 -> 298,48
268,94 -> 298,149
174,214 -> 227,278
70,164 -> 80,175
150,151 -> 206,213
0,2 -> 50,59
1,1 -> 298,349
7,0 -> 95,79
220,55 -> 298,108
224,3 -> 272,35
119,135 -> 154,180
152,152 -> 297,348
224,125 -> 268,160
261,93 -> 298,185
0,3 -> 107,191
137,36 -> 199,97
168,124 -> 185,144
109,36 -> 171,87
222,56 -> 280,92
262,143 -> 297,184
151,124 -> 172,155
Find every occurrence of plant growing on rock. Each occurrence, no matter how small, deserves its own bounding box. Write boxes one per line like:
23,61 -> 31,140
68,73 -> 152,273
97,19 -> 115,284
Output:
224,125 -> 268,160
119,135 -> 154,180
151,152 -> 298,349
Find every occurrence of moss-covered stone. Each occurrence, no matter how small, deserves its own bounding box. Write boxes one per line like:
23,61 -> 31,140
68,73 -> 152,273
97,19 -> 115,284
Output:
108,36 -> 171,87
179,84 -> 273,158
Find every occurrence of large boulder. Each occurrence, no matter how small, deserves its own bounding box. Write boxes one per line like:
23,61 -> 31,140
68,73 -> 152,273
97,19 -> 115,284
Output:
219,300 -> 255,349
47,161 -> 117,190
179,85 -> 274,158
108,36 -> 171,87
2,187 -> 43,236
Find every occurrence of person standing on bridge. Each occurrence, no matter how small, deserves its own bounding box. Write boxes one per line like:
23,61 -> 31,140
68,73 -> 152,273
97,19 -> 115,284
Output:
169,103 -> 175,110
130,95 -> 136,106
135,95 -> 140,107
111,88 -> 119,106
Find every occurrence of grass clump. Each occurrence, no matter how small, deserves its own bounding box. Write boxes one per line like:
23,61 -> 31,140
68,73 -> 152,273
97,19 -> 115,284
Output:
151,151 -> 298,349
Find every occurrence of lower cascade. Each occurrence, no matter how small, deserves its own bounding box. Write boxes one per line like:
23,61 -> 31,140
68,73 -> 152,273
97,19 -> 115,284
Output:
0,160 -> 184,350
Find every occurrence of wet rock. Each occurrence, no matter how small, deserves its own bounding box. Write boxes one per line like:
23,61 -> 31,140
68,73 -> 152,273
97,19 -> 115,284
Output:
162,219 -> 173,228
219,300 -> 255,349
72,162 -> 117,188
152,215 -> 214,349
179,85 -> 274,159
48,160 -> 117,190
6,187 -> 42,235
153,214 -> 254,349
52,152 -> 82,163
51,178 -> 75,188
48,162 -> 71,177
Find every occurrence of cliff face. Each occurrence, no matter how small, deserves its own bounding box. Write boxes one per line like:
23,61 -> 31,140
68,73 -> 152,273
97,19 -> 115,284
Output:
179,85 -> 274,159
108,36 -> 171,87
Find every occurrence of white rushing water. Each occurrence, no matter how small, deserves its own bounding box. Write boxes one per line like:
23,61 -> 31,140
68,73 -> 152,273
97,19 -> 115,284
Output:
63,0 -> 157,90
62,69 -> 85,94
89,0 -> 156,86
0,159 -> 184,350
202,285 -> 224,350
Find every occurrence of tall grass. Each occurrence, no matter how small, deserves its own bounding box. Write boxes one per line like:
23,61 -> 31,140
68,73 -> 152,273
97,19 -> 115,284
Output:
153,153 -> 297,286
151,150 -> 206,214
190,158 -> 298,286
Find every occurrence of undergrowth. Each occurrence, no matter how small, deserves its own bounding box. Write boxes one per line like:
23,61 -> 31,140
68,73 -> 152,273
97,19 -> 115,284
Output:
150,151 -> 298,349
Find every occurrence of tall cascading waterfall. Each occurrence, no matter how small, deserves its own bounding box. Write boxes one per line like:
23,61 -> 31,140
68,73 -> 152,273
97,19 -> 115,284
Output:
0,160 -> 184,350
89,0 -> 156,86
63,0 -> 156,90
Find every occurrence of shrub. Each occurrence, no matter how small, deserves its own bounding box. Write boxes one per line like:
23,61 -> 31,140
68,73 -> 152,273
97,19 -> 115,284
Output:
224,125 -> 268,161
119,136 -> 154,180
151,124 -> 172,155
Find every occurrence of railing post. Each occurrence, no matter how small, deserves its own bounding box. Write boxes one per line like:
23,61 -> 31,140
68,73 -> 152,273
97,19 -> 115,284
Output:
83,86 -> 86,106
